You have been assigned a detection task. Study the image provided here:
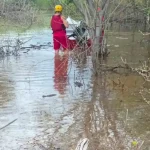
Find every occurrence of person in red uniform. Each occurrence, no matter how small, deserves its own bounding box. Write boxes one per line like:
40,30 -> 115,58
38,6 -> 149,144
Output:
50,5 -> 69,53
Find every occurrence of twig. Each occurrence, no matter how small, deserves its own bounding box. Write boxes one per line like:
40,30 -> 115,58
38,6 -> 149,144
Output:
124,109 -> 128,130
140,91 -> 150,106
0,119 -> 17,130
101,64 -> 130,71
75,138 -> 89,150
139,30 -> 150,36
36,143 -> 48,150
138,141 -> 144,149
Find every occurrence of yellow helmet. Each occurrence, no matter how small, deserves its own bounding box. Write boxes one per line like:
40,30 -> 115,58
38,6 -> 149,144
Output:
55,5 -> 63,12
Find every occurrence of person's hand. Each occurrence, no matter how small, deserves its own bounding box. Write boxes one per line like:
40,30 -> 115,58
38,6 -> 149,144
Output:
61,15 -> 66,21
61,15 -> 69,28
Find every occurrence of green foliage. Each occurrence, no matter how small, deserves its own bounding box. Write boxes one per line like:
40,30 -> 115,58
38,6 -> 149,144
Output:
30,0 -> 73,9
30,0 -> 51,9
59,0 -> 72,5
63,2 -> 82,20
148,9 -> 150,15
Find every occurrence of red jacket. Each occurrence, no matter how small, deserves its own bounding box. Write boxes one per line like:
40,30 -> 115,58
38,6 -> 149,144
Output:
51,15 -> 66,35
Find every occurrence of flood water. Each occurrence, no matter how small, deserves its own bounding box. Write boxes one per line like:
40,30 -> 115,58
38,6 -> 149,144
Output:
0,29 -> 150,150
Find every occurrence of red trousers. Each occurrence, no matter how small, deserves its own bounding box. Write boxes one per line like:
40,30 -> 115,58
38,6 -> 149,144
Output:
53,31 -> 68,50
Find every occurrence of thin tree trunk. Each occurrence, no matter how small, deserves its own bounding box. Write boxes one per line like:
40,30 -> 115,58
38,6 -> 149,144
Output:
2,0 -> 6,15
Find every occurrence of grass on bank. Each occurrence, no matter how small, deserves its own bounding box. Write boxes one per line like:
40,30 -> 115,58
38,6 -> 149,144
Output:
0,9 -> 82,34
0,11 -> 52,33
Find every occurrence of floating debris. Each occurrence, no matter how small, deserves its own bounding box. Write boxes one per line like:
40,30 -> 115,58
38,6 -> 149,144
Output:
42,94 -> 57,98
74,81 -> 83,87
21,42 -> 52,50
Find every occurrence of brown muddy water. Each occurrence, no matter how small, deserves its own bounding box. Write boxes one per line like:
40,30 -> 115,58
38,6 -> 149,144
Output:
0,29 -> 150,150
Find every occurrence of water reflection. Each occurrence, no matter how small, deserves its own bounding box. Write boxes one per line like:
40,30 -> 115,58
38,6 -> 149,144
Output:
83,73 -> 124,150
53,53 -> 69,95
82,72 -> 150,150
46,73 -> 150,150
71,48 -> 92,69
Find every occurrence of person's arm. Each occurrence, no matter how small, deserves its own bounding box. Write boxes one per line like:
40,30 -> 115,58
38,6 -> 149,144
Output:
50,17 -> 52,28
61,16 -> 69,28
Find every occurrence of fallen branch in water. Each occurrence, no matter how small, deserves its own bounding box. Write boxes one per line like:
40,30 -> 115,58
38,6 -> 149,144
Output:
120,58 -> 150,106
0,119 -> 17,130
97,57 -> 150,78
75,138 -> 89,150
97,57 -> 133,72
42,94 -> 57,98
36,143 -> 48,150
21,43 -> 52,50
100,64 -> 131,72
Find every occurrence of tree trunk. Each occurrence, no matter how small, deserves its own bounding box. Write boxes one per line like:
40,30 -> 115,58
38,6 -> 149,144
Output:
2,0 -> 6,15
73,0 -> 110,58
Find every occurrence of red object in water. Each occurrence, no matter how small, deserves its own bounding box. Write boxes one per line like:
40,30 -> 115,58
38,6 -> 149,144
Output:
54,54 -> 68,95
67,39 -> 77,50
67,38 -> 92,50
97,7 -> 101,12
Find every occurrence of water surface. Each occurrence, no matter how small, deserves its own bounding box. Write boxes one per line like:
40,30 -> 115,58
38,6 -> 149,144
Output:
0,29 -> 149,150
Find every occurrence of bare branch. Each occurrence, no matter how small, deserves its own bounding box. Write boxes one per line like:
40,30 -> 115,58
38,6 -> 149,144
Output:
139,30 -> 150,36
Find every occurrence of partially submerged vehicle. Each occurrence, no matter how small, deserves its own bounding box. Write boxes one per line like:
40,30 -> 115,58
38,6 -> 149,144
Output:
66,17 -> 91,50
